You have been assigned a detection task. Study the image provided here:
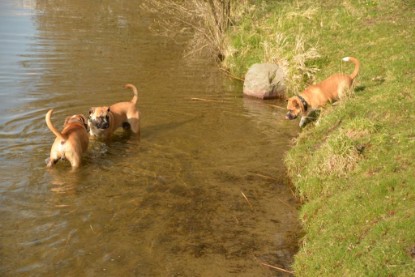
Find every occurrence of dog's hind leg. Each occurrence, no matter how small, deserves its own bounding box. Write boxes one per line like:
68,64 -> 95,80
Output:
127,111 -> 140,134
66,153 -> 81,169
46,156 -> 60,167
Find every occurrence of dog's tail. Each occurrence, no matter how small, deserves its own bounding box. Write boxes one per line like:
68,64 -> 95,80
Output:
342,57 -> 360,80
125,83 -> 138,105
45,109 -> 66,141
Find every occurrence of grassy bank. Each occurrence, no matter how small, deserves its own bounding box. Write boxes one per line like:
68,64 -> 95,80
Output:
224,0 -> 415,275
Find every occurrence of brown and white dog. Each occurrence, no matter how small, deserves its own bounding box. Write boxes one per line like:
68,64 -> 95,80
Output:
286,57 -> 360,127
45,109 -> 89,168
88,84 -> 140,140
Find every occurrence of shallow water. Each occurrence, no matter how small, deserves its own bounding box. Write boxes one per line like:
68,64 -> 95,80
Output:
0,0 -> 300,276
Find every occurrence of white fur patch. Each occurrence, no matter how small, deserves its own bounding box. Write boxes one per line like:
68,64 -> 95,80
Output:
342,57 -> 350,62
58,142 -> 66,155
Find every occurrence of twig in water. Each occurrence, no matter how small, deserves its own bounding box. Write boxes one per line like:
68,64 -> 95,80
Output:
241,191 -> 253,210
55,204 -> 70,208
269,104 -> 287,111
250,171 -> 279,181
191,97 -> 223,103
261,261 -> 294,275
277,198 -> 294,210
255,257 -> 294,275
65,231 -> 73,248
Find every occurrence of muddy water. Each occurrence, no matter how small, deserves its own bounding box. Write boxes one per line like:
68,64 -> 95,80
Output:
0,0 -> 300,276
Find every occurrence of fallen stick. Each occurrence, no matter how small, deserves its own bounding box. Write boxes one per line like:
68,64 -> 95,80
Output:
260,261 -> 294,274
268,104 -> 287,110
249,172 -> 278,181
277,198 -> 294,210
241,191 -> 253,210
55,204 -> 70,208
191,97 -> 223,103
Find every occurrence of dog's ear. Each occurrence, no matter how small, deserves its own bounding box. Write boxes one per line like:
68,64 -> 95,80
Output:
89,108 -> 94,115
286,97 -> 295,107
79,114 -> 87,124
79,115 -> 89,131
289,98 -> 299,108
295,97 -> 305,114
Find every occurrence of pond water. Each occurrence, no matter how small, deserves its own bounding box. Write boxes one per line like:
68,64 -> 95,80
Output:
0,0 -> 300,276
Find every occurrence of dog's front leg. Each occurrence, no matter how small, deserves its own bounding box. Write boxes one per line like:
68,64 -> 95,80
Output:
299,116 -> 308,128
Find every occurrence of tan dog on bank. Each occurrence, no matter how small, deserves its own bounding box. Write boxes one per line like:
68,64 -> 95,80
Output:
45,109 -> 89,168
286,57 -> 360,127
88,84 -> 140,140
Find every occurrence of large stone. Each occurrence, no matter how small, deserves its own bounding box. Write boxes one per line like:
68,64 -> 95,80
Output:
243,63 -> 286,99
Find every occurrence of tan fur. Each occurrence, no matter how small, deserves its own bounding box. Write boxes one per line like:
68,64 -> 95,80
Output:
286,57 -> 360,127
88,83 -> 140,139
46,109 -> 89,168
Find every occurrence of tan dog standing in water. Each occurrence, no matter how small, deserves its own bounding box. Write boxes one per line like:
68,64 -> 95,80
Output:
45,109 -> 89,168
286,57 -> 360,127
88,84 -> 140,140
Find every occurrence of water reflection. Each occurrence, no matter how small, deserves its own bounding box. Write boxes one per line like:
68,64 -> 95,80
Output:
0,0 -> 300,276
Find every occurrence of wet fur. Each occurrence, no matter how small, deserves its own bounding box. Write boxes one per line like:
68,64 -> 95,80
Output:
88,83 -> 140,139
45,109 -> 89,168
286,57 -> 360,127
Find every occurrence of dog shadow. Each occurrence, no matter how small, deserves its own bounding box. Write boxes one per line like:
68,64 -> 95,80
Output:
354,85 -> 366,92
355,76 -> 385,93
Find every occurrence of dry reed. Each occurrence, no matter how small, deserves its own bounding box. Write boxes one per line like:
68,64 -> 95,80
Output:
141,0 -> 241,60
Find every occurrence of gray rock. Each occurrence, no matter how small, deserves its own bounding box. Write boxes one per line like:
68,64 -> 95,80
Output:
243,63 -> 286,99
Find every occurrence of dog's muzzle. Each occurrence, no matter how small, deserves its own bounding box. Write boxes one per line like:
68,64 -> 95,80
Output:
285,112 -> 297,120
90,116 -> 110,129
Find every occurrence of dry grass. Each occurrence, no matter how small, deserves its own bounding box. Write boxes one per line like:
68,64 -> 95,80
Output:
142,0 -> 248,61
223,3 -> 322,96
143,1 -> 321,96
314,133 -> 361,177
287,35 -> 321,94
286,6 -> 319,20
258,33 -> 321,95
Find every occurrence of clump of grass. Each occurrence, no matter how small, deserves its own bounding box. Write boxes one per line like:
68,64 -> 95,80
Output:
287,116 -> 378,201
222,2 -> 321,95
315,132 -> 361,176
313,118 -> 377,177
287,35 -> 321,95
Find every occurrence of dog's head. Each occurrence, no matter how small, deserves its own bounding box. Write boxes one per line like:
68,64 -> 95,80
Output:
286,96 -> 306,120
64,114 -> 89,132
88,107 -> 111,129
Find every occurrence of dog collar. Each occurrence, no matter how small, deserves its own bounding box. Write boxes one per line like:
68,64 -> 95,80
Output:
297,95 -> 308,112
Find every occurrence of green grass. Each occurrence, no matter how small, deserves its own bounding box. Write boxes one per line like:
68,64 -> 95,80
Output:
224,0 -> 415,275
